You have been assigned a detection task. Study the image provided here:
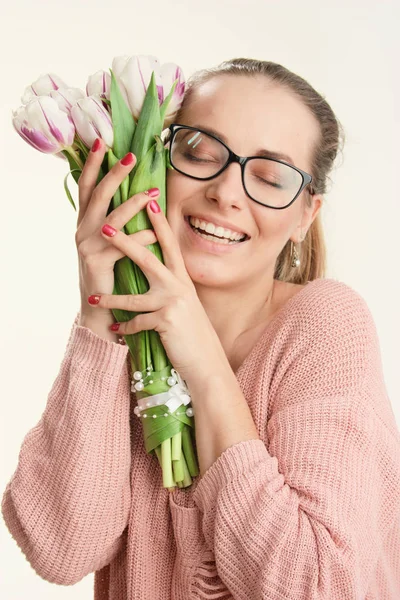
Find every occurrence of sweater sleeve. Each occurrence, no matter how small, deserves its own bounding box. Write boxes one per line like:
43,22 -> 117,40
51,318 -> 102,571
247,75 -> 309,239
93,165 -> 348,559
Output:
192,283 -> 400,599
1,311 -> 133,586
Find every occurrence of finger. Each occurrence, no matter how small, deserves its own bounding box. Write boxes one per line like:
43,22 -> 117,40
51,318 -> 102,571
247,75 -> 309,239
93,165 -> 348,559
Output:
77,138 -> 106,226
146,199 -> 187,276
89,292 -> 163,316
101,224 -> 169,287
100,229 -> 158,264
132,228 -> 158,247
114,311 -> 160,336
101,190 -> 158,234
83,152 -> 137,226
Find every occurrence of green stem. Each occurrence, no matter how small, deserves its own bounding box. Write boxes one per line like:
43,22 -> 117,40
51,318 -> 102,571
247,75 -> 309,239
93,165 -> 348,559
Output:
74,137 -> 90,160
182,425 -> 199,478
65,146 -> 84,169
171,431 -> 182,461
180,448 -> 193,487
172,454 -> 184,483
161,437 -> 175,489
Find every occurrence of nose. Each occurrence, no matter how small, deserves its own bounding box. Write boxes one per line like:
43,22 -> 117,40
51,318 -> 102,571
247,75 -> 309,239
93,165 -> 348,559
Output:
204,161 -> 248,209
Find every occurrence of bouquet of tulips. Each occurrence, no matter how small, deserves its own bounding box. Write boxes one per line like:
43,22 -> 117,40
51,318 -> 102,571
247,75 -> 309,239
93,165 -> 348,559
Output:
12,55 -> 199,489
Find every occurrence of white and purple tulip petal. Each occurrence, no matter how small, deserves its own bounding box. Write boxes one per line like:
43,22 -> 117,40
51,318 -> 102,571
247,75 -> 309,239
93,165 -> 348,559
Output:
27,97 -> 75,146
112,55 -> 130,79
86,70 -> 111,98
160,63 -> 185,125
12,97 -> 75,153
112,54 -> 162,119
13,119 -> 60,153
70,95 -> 113,149
50,87 -> 85,114
21,73 -> 69,105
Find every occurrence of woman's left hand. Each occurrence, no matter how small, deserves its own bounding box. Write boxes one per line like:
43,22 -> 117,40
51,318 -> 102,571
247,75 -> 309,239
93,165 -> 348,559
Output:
89,194 -> 226,382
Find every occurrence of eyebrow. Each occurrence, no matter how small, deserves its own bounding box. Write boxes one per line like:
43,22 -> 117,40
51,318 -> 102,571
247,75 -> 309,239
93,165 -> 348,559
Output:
190,124 -> 295,165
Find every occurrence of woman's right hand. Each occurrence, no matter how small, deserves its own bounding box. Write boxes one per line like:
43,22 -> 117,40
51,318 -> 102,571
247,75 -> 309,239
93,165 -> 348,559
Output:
76,138 -> 158,322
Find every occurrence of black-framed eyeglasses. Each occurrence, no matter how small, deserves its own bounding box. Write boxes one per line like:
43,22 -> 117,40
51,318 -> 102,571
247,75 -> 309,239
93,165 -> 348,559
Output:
165,124 -> 313,210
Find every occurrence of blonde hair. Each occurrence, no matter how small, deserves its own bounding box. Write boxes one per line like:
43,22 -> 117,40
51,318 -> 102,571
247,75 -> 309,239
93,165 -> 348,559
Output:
174,58 -> 345,283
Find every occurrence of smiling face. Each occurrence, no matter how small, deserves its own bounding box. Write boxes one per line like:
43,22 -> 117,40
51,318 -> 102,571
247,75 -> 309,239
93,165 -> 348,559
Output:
166,74 -> 322,291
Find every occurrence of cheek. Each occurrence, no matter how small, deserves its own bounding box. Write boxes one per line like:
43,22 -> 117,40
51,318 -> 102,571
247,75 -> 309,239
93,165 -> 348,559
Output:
166,170 -> 189,201
251,205 -> 297,241
166,170 -> 206,206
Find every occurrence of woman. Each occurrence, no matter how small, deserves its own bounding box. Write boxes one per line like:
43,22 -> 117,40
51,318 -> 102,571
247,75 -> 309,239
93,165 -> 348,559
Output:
2,58 -> 400,599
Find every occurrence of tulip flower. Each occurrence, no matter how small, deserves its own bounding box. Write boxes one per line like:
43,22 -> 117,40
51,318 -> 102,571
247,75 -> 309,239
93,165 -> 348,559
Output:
86,70 -> 111,99
21,73 -> 69,105
111,55 -> 185,123
13,96 -> 76,155
70,95 -> 114,150
159,63 -> 186,125
49,87 -> 85,115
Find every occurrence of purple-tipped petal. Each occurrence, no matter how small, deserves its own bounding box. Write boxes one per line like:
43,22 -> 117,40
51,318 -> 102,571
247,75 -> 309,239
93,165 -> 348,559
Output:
21,73 -> 69,105
19,123 -> 59,153
86,70 -> 111,99
114,55 -> 161,119
50,88 -> 85,114
160,63 -> 186,125
156,84 -> 164,104
70,95 -> 113,149
40,104 -> 67,144
13,96 -> 75,153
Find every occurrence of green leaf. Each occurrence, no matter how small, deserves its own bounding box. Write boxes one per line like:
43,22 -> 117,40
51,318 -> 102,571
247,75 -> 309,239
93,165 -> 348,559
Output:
62,148 -> 82,183
61,149 -> 83,210
107,149 -> 122,212
130,71 -> 162,182
73,137 -> 90,160
159,79 -> 177,124
165,147 -> 173,170
127,136 -> 166,221
63,169 -> 80,211
109,69 -> 136,159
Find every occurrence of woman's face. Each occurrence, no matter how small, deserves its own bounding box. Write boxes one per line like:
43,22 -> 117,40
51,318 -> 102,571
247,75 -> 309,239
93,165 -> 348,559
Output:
166,75 -> 322,290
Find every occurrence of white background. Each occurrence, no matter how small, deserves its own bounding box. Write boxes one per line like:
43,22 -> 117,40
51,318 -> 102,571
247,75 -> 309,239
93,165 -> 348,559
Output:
1,0 -> 399,597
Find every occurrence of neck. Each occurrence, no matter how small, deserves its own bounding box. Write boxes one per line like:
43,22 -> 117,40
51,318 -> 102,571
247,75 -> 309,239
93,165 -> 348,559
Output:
194,273 -> 278,359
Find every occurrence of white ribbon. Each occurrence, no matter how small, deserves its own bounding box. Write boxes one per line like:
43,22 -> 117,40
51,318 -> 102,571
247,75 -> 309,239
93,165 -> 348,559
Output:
137,368 -> 192,415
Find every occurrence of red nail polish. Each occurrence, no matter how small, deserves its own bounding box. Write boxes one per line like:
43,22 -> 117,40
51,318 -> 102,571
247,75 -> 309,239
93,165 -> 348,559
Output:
121,152 -> 134,166
92,138 -> 101,152
149,200 -> 160,213
88,295 -> 101,305
110,323 -> 120,331
102,224 -> 117,236
145,188 -> 160,198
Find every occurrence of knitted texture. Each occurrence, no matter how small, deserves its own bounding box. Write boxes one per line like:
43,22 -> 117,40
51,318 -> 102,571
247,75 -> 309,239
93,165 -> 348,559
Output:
2,278 -> 400,599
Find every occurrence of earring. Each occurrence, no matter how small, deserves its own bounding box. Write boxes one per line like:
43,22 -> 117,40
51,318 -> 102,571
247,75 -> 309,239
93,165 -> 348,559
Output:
291,242 -> 300,268
290,232 -> 304,268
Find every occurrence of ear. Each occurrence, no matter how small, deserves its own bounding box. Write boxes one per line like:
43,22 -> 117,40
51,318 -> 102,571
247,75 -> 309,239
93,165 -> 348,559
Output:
293,193 -> 323,243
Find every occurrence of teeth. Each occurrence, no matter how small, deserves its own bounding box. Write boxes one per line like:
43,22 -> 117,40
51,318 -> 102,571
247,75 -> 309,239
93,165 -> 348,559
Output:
189,217 -> 246,241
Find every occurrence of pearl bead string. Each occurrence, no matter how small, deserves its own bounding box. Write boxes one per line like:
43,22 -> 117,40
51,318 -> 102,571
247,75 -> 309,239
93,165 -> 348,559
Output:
130,363 -> 194,420
138,409 -> 194,419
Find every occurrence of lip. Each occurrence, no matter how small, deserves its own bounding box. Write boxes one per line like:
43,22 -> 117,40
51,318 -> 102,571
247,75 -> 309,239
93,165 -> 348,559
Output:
186,214 -> 250,239
184,216 -> 250,254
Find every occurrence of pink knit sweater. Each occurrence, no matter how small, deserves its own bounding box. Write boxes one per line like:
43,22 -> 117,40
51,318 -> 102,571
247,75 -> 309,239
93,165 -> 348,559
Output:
2,277 -> 400,599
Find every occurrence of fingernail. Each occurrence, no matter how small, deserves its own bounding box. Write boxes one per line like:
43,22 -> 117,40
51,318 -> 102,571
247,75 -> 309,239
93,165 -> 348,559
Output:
88,295 -> 101,305
102,224 -> 117,237
149,200 -> 160,214
121,152 -> 134,166
92,138 -> 101,152
110,323 -> 120,331
144,188 -> 160,198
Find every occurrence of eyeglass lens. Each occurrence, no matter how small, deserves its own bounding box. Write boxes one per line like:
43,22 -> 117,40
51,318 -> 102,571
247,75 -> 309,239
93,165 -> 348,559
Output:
170,128 -> 304,208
